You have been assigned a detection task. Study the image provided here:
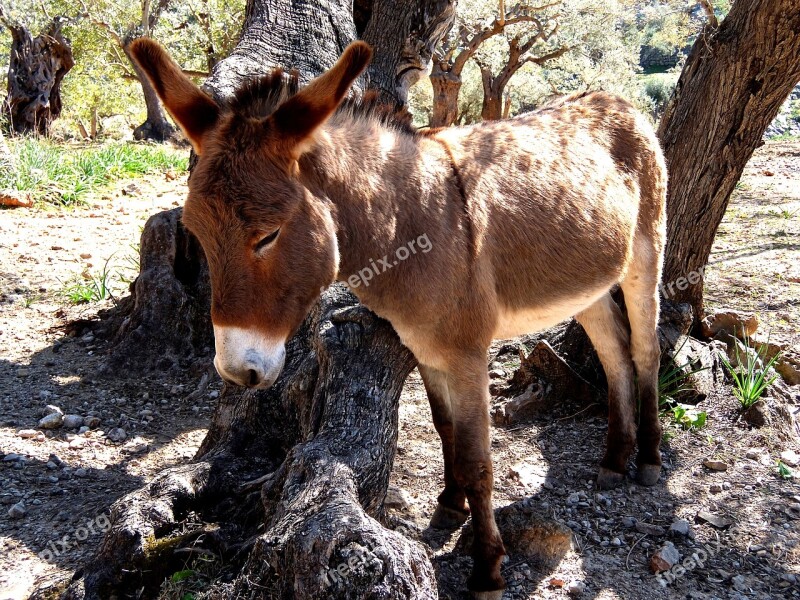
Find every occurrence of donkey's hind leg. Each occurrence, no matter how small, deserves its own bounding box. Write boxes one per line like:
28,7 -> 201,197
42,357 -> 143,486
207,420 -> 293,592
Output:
576,293 -> 636,489
621,243 -> 663,486
419,364 -> 470,529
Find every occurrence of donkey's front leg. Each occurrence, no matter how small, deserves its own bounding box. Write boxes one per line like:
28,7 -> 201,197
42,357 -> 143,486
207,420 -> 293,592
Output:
448,357 -> 506,598
419,365 -> 471,529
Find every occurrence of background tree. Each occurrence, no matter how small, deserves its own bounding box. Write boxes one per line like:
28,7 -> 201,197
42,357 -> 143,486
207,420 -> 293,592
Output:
81,0 -> 180,141
473,12 -> 568,119
429,1 -> 557,127
657,0 -> 800,323
0,3 -> 73,134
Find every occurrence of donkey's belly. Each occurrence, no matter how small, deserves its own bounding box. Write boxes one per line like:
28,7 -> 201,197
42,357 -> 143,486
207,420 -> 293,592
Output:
493,286 -> 610,339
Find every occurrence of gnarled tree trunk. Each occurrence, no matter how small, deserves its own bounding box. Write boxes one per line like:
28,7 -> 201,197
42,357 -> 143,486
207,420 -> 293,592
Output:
429,65 -> 461,127
658,0 -> 800,324
0,12 -> 74,135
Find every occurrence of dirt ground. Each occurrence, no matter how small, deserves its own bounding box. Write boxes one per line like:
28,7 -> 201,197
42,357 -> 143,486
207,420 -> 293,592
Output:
0,141 -> 798,600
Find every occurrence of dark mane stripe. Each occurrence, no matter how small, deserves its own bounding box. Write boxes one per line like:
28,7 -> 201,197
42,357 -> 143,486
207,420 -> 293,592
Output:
226,68 -> 417,135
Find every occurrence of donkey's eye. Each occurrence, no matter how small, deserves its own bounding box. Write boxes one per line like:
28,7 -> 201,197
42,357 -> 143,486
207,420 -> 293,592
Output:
255,229 -> 280,253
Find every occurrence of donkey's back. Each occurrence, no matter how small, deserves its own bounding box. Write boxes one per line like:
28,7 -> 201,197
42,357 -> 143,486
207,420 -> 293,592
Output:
424,91 -> 667,341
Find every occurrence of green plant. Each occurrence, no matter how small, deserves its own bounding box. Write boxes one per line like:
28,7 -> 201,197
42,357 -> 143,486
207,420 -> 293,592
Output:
669,405 -> 708,430
719,335 -> 782,409
777,460 -> 794,480
61,257 -> 116,304
768,206 -> 799,219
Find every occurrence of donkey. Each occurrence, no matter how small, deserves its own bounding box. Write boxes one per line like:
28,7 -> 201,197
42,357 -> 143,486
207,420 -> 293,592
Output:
131,39 -> 667,598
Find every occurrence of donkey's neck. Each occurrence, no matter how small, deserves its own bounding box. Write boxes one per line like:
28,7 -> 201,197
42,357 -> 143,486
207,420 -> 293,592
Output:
298,117 -> 452,284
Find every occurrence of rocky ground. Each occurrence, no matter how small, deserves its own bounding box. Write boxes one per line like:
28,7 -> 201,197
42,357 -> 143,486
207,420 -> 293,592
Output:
0,141 -> 799,600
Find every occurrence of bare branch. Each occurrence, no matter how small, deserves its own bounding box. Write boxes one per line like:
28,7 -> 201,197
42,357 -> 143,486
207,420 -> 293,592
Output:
697,0 -> 718,28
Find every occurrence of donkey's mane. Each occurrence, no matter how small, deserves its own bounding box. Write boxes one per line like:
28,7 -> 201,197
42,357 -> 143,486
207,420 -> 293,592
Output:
227,68 -> 417,135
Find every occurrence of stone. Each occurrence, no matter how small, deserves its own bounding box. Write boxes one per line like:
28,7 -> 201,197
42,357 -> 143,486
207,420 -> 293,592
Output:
703,459 -> 728,472
567,580 -> 586,596
780,450 -> 800,467
74,468 -> 88,478
650,542 -> 680,573
42,404 -> 63,416
710,483 -> 723,494
695,510 -> 733,529
62,414 -> 84,429
669,336 -> 722,403
16,429 -> 39,439
383,486 -> 410,510
8,502 -> 26,518
669,519 -> 690,536
106,428 -> 127,442
84,416 -> 101,428
38,413 -> 63,429
701,310 -> 758,339
635,522 -> 666,536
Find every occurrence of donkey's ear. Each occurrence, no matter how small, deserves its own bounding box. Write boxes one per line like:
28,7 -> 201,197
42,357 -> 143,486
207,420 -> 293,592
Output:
270,41 -> 372,155
129,38 -> 219,154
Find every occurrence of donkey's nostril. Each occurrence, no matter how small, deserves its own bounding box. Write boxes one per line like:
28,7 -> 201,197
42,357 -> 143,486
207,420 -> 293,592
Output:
247,369 -> 260,387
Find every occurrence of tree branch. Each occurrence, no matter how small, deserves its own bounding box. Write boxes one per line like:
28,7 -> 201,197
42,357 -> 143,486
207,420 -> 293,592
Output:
697,0 -> 718,28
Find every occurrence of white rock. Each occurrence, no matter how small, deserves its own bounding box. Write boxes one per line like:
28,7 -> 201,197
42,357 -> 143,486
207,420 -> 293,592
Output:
42,404 -> 63,416
780,450 -> 800,467
16,429 -> 39,439
567,580 -> 586,596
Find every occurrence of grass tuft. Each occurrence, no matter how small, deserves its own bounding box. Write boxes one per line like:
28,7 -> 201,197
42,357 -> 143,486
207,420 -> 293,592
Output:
0,137 -> 187,206
719,334 -> 782,409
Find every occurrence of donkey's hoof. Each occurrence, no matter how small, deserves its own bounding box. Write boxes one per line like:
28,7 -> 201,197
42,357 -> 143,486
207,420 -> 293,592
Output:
430,503 -> 470,529
471,590 -> 505,600
636,464 -> 661,486
597,467 -> 625,490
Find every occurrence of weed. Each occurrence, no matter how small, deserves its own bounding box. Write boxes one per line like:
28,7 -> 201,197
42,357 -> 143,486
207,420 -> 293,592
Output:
719,335 -> 782,409
0,138 -> 188,206
669,405 -> 708,430
60,256 -> 116,304
768,206 -> 799,219
777,460 -> 794,480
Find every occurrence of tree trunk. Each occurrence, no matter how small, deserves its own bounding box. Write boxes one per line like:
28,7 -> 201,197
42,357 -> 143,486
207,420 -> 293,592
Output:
1,15 -> 74,135
481,92 -> 503,121
62,1 -> 454,598
63,282 -> 429,600
429,64 -> 461,127
361,0 -> 455,104
658,0 -> 800,323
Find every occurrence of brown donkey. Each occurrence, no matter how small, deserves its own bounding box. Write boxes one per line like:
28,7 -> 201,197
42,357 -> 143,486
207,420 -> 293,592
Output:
131,39 -> 667,598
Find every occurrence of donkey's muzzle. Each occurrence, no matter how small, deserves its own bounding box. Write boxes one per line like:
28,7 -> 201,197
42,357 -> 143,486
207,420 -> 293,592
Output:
213,325 -> 286,389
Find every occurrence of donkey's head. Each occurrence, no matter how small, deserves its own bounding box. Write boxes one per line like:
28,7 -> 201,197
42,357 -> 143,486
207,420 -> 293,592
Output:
130,39 -> 372,388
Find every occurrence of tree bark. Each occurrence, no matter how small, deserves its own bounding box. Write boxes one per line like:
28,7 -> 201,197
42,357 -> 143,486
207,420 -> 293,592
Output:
361,0 -> 455,104
429,64 -> 461,127
658,0 -> 800,323
0,12 -> 74,135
